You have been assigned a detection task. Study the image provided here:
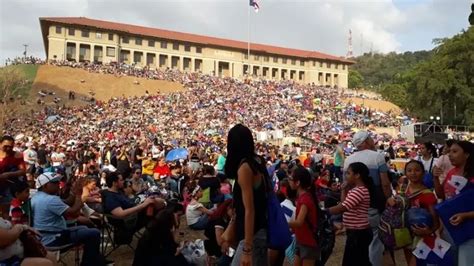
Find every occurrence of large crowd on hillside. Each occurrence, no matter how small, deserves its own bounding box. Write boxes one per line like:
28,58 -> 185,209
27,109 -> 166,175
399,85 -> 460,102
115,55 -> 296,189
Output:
1,60 -> 473,266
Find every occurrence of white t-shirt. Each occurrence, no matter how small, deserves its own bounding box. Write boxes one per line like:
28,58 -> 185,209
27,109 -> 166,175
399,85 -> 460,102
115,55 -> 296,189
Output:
186,201 -> 205,226
280,199 -> 296,223
23,148 -> 37,165
418,156 -> 438,173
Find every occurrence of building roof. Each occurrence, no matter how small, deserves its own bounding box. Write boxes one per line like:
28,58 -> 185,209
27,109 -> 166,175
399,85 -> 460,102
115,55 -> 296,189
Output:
39,17 -> 354,64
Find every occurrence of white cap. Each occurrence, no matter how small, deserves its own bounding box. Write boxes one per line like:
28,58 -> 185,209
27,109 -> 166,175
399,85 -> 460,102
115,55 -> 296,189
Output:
35,172 -> 60,189
352,130 -> 370,148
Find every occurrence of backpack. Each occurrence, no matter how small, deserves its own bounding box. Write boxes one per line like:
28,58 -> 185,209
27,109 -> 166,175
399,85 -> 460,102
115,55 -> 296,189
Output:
305,197 -> 335,265
378,187 -> 431,250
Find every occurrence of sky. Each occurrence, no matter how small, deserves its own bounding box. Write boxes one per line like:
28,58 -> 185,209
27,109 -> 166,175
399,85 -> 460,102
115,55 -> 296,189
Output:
0,0 -> 472,64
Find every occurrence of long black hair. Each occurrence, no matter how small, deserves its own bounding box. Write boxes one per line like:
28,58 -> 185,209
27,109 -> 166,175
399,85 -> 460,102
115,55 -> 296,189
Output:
292,166 -> 319,214
347,162 -> 376,208
224,124 -> 257,179
454,141 -> 474,180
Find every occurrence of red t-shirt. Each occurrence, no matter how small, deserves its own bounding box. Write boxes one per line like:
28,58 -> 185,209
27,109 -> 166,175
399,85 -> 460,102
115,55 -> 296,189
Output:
153,164 -> 171,177
303,158 -> 311,168
295,192 -> 317,247
406,187 -> 437,209
0,153 -> 25,174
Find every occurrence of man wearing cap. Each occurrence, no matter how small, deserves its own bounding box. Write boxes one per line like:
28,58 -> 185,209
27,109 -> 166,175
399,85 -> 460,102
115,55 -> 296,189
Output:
31,172 -> 109,266
343,130 -> 392,266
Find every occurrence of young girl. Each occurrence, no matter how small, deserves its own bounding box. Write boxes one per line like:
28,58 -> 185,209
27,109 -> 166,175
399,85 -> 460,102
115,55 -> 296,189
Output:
401,160 -> 439,266
329,162 -> 374,266
185,181 -> 213,230
288,166 -> 319,266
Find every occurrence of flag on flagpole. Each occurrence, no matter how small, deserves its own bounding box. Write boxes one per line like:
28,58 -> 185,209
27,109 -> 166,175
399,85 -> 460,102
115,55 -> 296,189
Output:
249,0 -> 260,12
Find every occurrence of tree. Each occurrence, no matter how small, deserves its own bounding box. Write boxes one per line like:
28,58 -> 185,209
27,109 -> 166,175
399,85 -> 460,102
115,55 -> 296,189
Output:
348,69 -> 364,89
0,68 -> 28,133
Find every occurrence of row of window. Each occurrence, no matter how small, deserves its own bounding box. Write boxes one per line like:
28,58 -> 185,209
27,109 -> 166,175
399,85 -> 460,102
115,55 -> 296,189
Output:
243,54 -> 346,69
56,26 -> 345,69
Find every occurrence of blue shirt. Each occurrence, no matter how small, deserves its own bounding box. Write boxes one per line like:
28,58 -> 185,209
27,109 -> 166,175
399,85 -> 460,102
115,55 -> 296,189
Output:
31,191 -> 68,245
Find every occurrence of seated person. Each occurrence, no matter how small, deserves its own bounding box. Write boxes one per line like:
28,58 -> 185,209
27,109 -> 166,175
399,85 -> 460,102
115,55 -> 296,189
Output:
186,181 -> 213,230
204,199 -> 234,265
130,168 -> 147,195
31,172 -> 109,266
198,165 -> 221,204
133,209 -> 190,266
102,171 -> 166,228
9,181 -> 31,225
81,177 -> 102,212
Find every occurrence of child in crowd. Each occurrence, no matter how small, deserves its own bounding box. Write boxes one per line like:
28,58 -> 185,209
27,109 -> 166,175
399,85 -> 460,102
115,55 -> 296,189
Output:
388,160 -> 439,266
288,166 -> 319,266
329,162 -> 374,266
9,181 -> 31,225
186,181 -> 213,230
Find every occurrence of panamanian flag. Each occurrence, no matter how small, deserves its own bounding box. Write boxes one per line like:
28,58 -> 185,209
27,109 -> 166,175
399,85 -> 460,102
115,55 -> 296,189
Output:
249,0 -> 260,12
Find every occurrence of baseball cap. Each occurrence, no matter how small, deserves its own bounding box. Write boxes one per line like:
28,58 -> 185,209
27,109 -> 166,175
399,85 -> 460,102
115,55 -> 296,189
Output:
352,130 -> 370,147
35,172 -> 61,189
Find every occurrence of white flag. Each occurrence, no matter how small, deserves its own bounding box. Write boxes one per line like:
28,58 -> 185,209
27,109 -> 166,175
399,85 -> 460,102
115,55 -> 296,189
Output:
432,237 -> 451,259
413,239 -> 431,260
448,175 -> 468,194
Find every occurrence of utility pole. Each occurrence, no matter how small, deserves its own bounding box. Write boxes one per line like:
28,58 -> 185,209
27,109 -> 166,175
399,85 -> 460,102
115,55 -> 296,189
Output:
23,44 -> 28,58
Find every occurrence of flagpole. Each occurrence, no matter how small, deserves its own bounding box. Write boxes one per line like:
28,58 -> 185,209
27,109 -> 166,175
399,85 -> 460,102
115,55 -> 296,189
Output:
247,3 -> 250,75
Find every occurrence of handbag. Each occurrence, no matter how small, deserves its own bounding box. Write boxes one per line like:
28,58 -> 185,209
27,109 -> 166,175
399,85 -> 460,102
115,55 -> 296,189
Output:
20,229 -> 47,258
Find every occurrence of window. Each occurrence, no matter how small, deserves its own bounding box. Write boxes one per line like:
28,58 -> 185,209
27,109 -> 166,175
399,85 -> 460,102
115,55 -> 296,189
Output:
264,56 -> 269,62
335,64 -> 339,69
329,63 -> 333,69
184,45 -> 191,52
342,65 -> 346,70
300,60 -> 305,66
244,54 -> 248,59
55,26 -> 62,34
122,37 -> 129,44
68,28 -> 75,36
291,59 -> 296,65
273,57 -> 278,63
135,38 -> 142,45
282,58 -> 287,64
106,47 -> 115,57
148,40 -> 155,47
96,32 -> 102,39
320,62 -> 324,67
160,41 -> 167,49
108,33 -> 114,41
196,47 -> 202,53
173,43 -> 179,50
81,29 -> 89,38
254,55 -> 259,60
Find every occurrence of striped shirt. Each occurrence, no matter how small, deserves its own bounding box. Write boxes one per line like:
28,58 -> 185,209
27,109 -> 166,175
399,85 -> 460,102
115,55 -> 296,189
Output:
342,186 -> 370,229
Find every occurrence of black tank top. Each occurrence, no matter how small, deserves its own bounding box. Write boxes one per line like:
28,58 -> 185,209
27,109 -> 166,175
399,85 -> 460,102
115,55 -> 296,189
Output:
233,156 -> 268,241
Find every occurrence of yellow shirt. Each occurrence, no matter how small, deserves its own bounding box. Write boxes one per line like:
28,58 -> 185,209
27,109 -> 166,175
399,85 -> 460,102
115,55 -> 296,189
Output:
142,159 -> 156,176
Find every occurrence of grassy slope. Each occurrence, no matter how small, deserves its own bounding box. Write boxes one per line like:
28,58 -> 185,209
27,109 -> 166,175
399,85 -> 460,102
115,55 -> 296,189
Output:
2,64 -> 39,97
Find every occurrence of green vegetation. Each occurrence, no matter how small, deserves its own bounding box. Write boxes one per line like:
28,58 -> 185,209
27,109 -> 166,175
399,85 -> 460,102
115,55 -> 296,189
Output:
350,27 -> 474,126
4,64 -> 39,96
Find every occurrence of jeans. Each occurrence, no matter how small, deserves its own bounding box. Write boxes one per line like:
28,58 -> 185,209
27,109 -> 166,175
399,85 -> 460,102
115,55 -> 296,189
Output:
46,225 -> 102,266
189,214 -> 209,230
458,238 -> 474,266
166,178 -> 178,194
368,208 -> 383,266
231,229 -> 267,266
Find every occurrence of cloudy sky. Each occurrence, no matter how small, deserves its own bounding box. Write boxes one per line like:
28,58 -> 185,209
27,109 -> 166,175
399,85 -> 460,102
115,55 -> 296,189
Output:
0,0 -> 472,64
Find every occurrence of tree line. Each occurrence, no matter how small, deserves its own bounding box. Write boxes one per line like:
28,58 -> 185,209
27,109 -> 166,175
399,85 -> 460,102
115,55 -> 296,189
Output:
349,27 -> 474,127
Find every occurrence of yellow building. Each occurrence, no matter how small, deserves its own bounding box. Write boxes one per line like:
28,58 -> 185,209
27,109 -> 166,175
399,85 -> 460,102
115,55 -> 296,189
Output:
40,17 -> 353,87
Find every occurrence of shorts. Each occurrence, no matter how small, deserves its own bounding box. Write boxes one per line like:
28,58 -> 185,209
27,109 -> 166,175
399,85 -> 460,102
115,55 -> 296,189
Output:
295,242 -> 319,260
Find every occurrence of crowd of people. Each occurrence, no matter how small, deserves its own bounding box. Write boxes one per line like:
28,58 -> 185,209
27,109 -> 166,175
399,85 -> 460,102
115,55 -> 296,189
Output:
1,60 -> 473,266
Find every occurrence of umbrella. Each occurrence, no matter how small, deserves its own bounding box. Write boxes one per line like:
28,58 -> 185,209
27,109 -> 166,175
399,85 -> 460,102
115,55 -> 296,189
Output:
45,115 -> 59,124
165,148 -> 189,162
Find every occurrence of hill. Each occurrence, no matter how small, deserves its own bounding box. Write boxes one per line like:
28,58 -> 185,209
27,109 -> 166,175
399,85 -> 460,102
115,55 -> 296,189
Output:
31,65 -> 184,106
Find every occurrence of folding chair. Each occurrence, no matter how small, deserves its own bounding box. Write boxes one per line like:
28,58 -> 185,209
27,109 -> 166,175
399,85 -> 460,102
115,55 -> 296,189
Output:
45,242 -> 81,266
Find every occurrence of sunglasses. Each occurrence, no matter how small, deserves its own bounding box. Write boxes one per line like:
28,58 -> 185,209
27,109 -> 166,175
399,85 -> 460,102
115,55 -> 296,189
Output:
134,172 -> 141,174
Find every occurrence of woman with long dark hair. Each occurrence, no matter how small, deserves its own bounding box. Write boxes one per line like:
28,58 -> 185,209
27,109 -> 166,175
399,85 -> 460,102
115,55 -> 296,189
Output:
224,124 -> 268,266
329,162 -> 375,266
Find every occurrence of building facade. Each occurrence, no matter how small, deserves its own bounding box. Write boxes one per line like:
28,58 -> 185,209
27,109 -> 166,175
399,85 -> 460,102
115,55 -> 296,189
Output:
40,17 -> 353,87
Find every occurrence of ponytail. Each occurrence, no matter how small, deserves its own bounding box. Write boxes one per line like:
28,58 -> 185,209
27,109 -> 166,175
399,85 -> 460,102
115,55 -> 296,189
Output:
347,162 -> 376,208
